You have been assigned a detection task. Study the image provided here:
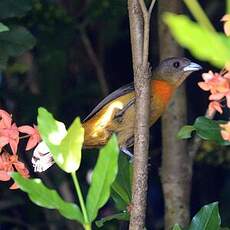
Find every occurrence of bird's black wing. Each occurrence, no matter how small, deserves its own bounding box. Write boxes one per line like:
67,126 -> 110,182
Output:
83,82 -> 134,122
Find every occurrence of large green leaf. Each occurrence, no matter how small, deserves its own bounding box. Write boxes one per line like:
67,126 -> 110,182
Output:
0,26 -> 36,56
12,173 -> 84,224
86,135 -> 119,222
163,13 -> 230,68
0,23 -> 9,33
0,26 -> 36,70
37,107 -> 84,173
0,0 -> 33,19
189,202 -> 221,230
112,154 -> 132,208
37,107 -> 67,156
95,212 -> 129,228
59,117 -> 84,172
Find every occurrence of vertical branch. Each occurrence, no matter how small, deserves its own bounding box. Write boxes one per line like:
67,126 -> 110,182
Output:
128,0 -> 156,229
158,0 -> 192,229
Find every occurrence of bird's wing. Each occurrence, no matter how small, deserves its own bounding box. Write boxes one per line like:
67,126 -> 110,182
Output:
83,82 -> 134,122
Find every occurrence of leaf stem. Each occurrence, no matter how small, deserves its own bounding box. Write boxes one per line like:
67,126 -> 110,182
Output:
71,172 -> 91,229
183,0 -> 216,32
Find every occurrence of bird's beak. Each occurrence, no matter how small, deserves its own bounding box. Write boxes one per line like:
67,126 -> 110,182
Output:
183,62 -> 202,72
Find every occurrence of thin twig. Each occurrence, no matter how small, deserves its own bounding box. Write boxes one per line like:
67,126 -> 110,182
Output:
138,0 -> 156,66
149,0 -> 157,15
80,31 -> 109,97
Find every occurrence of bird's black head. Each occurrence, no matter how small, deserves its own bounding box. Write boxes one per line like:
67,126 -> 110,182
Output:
153,57 -> 202,86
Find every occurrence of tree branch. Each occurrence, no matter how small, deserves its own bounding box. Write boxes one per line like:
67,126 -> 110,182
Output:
158,0 -> 192,228
128,0 -> 155,229
80,30 -> 109,97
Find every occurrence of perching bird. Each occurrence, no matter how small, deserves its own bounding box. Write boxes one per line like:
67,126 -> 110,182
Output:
32,57 -> 202,172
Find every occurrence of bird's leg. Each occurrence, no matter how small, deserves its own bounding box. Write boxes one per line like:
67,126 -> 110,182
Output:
114,98 -> 135,123
120,147 -> 133,159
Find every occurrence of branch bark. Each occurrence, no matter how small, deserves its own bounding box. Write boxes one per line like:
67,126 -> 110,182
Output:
158,1 -> 192,229
128,0 -> 156,229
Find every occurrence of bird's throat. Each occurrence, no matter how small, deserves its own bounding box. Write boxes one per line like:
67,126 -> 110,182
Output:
151,80 -> 175,105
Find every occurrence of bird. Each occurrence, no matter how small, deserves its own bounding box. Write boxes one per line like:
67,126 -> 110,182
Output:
32,57 -> 202,172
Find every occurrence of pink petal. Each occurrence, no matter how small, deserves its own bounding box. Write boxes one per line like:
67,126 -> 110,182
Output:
226,92 -> 230,108
0,171 -> 11,181
0,110 -> 12,128
202,71 -> 214,81
9,137 -> 19,155
221,14 -> 230,22
14,162 -> 29,178
208,101 -> 223,115
18,125 -> 35,135
0,136 -> 9,149
209,93 -> 225,100
221,130 -> 230,141
10,182 -> 19,190
198,82 -> 210,91
224,21 -> 230,36
26,135 -> 40,151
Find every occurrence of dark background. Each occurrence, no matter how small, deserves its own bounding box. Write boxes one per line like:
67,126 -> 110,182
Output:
0,0 -> 229,229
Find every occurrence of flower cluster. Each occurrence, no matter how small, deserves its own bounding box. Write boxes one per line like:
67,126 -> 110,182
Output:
198,70 -> 230,142
198,70 -> 230,116
0,109 -> 41,189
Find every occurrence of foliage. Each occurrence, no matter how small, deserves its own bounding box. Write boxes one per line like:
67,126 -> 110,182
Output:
177,117 -> 230,145
163,13 -> 230,68
0,0 -> 35,70
12,173 -> 84,224
174,202 -> 221,230
12,107 -> 120,230
37,107 -> 84,173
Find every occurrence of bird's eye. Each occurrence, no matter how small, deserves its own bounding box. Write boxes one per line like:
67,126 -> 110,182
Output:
173,61 -> 180,68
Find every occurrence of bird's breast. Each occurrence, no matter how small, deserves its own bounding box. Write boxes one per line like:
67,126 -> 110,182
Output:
149,80 -> 175,124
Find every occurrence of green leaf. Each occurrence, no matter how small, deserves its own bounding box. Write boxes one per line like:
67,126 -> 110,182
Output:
111,190 -> 128,211
177,125 -> 196,139
37,107 -> 84,173
86,135 -> 119,222
59,117 -> 84,172
0,26 -> 36,70
163,13 -> 230,68
189,202 -> 221,230
12,173 -> 84,224
0,26 -> 36,56
0,0 -> 33,19
194,117 -> 230,145
95,212 -> 129,228
173,224 -> 182,230
37,107 -> 67,156
0,23 -> 9,33
112,154 -> 132,208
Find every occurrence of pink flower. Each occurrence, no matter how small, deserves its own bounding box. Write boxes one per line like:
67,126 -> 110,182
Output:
18,125 -> 41,150
0,152 -> 29,189
0,110 -> 19,154
220,122 -> 230,142
207,101 -> 223,116
198,70 -> 230,114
